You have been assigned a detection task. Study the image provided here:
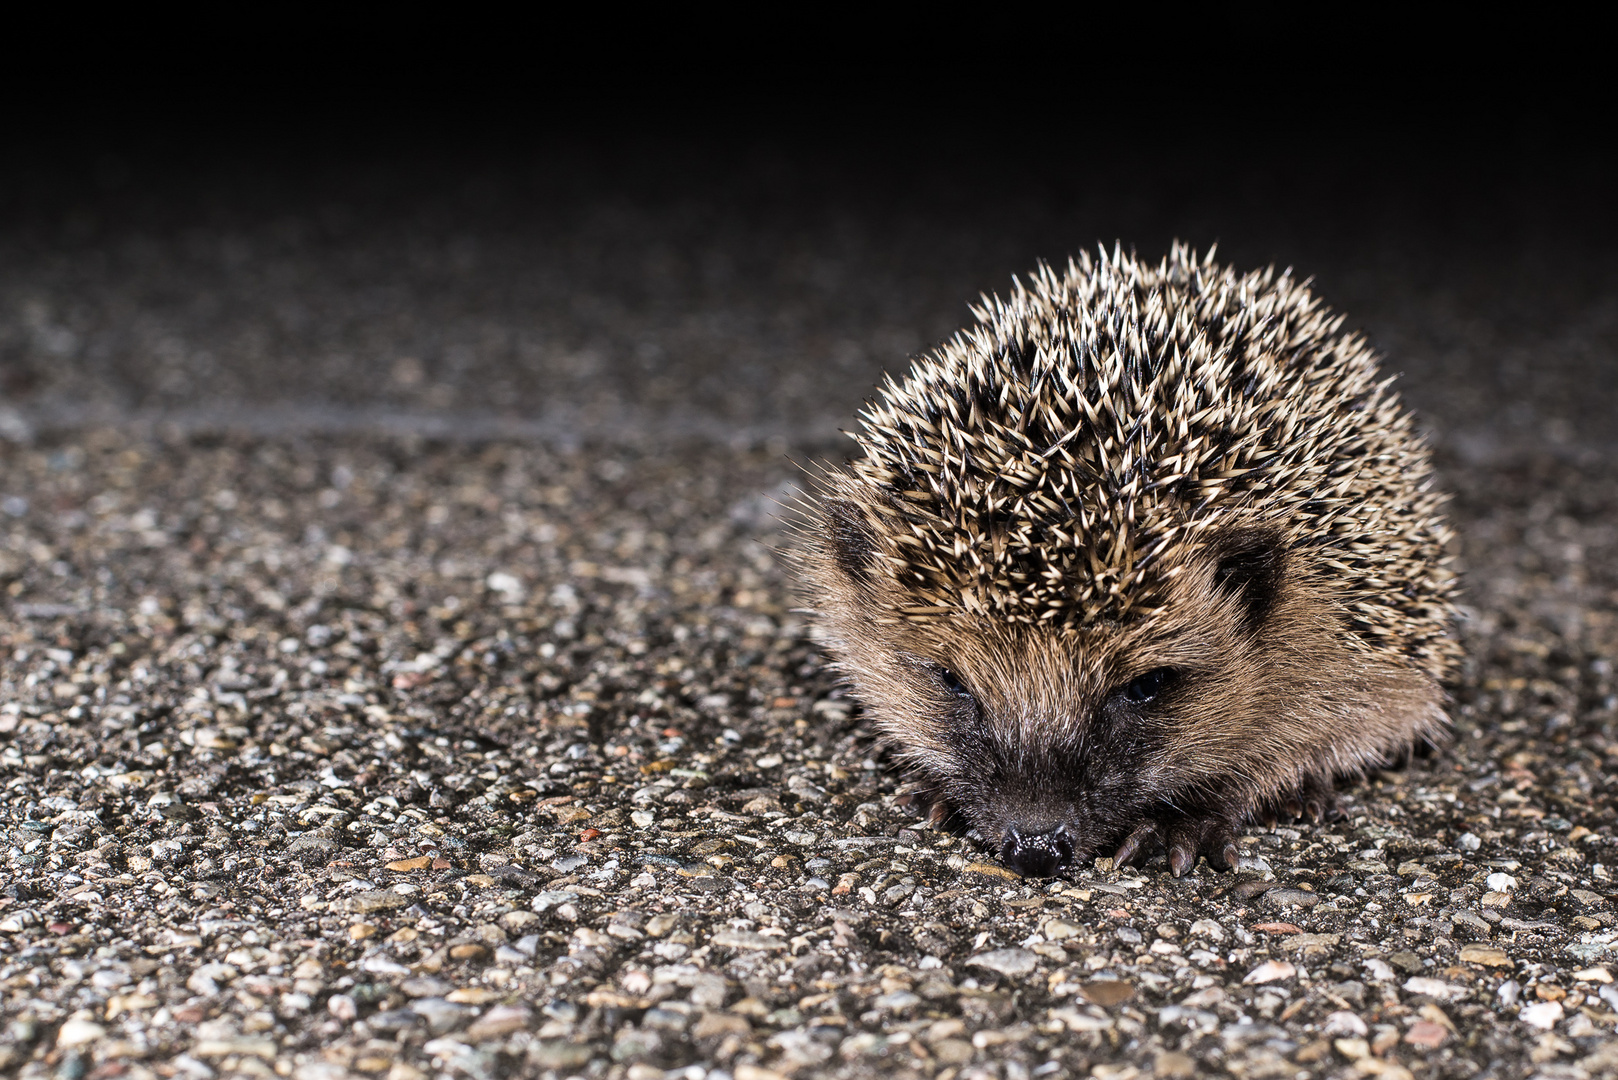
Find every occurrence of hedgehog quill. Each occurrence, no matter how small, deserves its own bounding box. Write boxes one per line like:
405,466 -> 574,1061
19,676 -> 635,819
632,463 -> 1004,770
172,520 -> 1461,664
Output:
801,245 -> 1459,878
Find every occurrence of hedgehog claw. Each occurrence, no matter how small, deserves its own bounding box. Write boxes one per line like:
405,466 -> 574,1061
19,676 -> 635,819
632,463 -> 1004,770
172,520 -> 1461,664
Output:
1113,814 -> 1243,877
1294,775 -> 1341,826
1168,840 -> 1196,878
1112,822 -> 1160,868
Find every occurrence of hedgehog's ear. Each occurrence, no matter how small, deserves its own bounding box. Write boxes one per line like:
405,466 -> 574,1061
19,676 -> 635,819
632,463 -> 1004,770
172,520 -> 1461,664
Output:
1210,529 -> 1286,634
824,498 -> 880,588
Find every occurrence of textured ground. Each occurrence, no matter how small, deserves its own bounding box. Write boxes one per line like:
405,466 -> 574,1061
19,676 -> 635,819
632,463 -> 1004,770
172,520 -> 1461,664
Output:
2,133 -> 1617,1080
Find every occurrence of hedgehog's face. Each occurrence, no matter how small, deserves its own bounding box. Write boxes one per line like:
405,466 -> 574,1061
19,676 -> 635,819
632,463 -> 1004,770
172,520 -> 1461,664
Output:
812,502 -> 1433,877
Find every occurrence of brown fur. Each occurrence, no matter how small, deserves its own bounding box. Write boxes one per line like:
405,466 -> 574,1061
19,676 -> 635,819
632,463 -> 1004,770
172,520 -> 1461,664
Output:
798,246 -> 1458,876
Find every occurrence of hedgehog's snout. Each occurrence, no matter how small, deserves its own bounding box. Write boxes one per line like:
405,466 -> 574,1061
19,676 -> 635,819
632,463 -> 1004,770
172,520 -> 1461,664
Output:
999,823 -> 1076,877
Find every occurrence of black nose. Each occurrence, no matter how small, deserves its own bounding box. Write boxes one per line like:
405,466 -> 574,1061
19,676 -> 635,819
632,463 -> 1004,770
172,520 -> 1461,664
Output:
999,825 -> 1075,877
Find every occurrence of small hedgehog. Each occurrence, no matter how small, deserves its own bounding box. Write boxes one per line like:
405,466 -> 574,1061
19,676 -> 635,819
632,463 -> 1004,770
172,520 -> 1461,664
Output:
802,244 -> 1458,878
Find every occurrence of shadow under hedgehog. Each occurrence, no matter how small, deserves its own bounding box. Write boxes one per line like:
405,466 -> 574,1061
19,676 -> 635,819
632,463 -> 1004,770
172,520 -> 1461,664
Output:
799,244 -> 1460,878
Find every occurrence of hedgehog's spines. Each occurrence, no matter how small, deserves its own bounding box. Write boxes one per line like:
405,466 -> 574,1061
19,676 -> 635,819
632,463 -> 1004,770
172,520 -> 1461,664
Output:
820,245 -> 1457,675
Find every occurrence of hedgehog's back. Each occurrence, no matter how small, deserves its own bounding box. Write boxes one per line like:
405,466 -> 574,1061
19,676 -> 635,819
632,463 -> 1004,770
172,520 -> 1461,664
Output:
834,244 -> 1455,677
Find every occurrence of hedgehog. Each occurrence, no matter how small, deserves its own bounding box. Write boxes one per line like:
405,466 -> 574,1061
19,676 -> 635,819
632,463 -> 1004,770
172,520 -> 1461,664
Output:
800,244 -> 1459,878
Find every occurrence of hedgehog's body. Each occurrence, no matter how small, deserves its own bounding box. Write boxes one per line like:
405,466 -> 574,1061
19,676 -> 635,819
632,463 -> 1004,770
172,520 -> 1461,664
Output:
804,246 -> 1458,877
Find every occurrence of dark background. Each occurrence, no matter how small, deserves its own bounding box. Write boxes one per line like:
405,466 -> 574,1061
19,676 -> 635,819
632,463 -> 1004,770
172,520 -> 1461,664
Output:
3,52 -> 1613,461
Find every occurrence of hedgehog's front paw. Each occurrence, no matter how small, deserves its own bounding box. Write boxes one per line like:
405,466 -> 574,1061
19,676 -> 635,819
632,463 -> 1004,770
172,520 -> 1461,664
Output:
1260,773 -> 1341,828
897,786 -> 969,833
1112,811 -> 1241,878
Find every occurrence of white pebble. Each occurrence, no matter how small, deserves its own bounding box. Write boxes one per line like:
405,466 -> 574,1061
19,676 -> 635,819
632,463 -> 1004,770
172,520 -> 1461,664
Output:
1520,1001 -> 1564,1030
1242,960 -> 1295,985
56,1019 -> 106,1048
1486,872 -> 1517,892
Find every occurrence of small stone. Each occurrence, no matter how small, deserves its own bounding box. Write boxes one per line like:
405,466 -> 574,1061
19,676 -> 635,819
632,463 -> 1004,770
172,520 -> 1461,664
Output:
1404,1021 -> 1449,1048
465,1004 -> 531,1041
56,1019 -> 106,1048
966,948 -> 1039,977
1042,918 -> 1081,940
350,923 -> 377,941
692,1012 -> 750,1040
712,930 -> 788,951
528,1041 -> 596,1070
1486,872 -> 1518,892
1321,1011 -> 1368,1036
1294,1039 -> 1333,1063
409,998 -> 471,1035
1459,945 -> 1512,968
964,862 -> 1021,881
1520,1001 -> 1564,1030
1230,879 -> 1277,901
1076,980 -> 1135,1006
1334,1037 -> 1370,1060
1243,960 -> 1296,985
449,944 -> 488,962
342,889 -> 414,914
328,994 -> 358,1021
1279,933 -> 1341,955
1154,1051 -> 1196,1078
186,963 -> 238,996
1575,967 -> 1614,983
192,1038 -> 277,1059
1457,832 -> 1481,851
447,988 -> 499,1004
1403,977 -> 1467,1001
1387,951 -> 1425,974
1262,888 -> 1321,909
401,978 -> 453,998
387,856 -> 432,872
1480,891 -> 1512,908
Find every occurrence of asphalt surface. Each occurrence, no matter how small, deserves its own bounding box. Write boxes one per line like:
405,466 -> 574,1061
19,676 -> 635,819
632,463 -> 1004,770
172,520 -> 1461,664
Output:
2,131 -> 1617,1080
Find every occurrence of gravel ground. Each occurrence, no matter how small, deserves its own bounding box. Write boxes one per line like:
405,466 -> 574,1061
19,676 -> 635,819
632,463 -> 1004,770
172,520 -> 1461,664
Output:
3,135 -> 1618,1080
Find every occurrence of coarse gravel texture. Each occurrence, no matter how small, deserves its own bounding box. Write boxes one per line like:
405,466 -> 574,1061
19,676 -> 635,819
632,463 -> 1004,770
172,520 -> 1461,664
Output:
3,134 -> 1618,1080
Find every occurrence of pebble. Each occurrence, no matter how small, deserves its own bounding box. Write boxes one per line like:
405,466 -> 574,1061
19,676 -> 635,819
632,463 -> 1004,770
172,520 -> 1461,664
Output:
465,1005 -> 532,1041
1321,1011 -> 1368,1036
1520,1001 -> 1564,1030
1076,980 -> 1135,1006
1459,945 -> 1512,967
965,949 -> 1038,977
55,1019 -> 105,1048
1405,1021 -> 1449,1048
1242,961 -> 1296,985
1403,977 -> 1468,1001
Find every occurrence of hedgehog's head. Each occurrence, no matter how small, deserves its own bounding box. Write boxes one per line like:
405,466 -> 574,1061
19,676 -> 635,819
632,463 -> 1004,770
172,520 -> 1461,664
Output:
809,497 -> 1441,877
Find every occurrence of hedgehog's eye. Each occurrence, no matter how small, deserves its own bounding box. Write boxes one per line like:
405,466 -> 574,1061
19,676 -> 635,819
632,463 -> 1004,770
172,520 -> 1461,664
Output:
936,667 -> 973,699
1119,667 -> 1177,705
